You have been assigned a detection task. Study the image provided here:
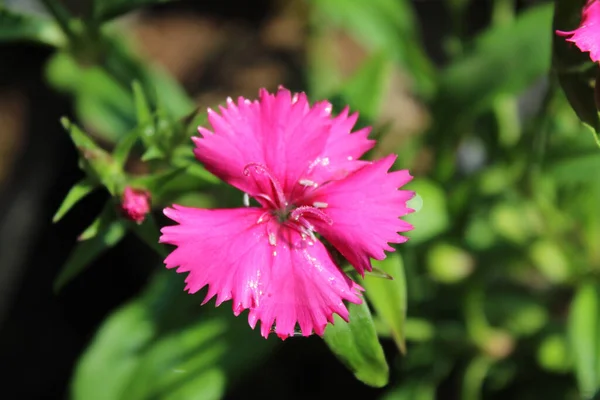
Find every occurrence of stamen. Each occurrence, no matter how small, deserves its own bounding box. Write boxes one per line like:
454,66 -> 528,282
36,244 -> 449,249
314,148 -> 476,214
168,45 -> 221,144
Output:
299,179 -> 317,188
256,211 -> 271,224
313,201 -> 328,208
291,205 -> 333,225
243,162 -> 287,209
268,232 -> 277,246
243,193 -> 250,207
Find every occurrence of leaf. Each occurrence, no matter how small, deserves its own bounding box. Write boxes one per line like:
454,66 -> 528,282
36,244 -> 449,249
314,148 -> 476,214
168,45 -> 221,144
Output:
112,127 -> 140,168
323,301 -> 389,387
381,381 -> 436,400
78,201 -> 116,242
129,167 -> 185,194
92,0 -> 175,22
132,80 -> 152,125
435,4 -> 553,127
46,52 -> 136,142
60,117 -> 124,195
54,212 -> 126,291
72,271 -> 274,400
363,253 -> 407,353
310,0 -> 434,96
339,52 -> 392,121
568,282 -> 600,398
0,6 -> 64,46
127,215 -> 167,258
52,178 -> 97,222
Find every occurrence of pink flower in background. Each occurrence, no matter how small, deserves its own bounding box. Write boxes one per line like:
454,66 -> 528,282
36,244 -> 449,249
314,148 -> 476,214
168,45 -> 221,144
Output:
557,0 -> 600,62
160,87 -> 414,339
121,186 -> 151,223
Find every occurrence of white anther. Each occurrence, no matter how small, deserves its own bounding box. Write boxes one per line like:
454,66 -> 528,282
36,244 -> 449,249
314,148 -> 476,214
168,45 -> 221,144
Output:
268,232 -> 277,246
313,202 -> 328,209
299,179 -> 317,187
243,193 -> 250,207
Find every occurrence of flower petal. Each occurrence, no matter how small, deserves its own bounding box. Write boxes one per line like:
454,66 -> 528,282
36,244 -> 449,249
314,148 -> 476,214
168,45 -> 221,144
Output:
194,88 -> 330,198
160,205 -> 362,339
306,154 -> 415,276
193,88 -> 374,203
556,0 -> 600,63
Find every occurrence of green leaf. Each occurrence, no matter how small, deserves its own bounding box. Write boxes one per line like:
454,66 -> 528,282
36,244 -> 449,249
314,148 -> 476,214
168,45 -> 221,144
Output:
93,0 -> 175,22
310,0 -> 434,96
339,52 -> 392,121
127,215 -> 167,258
78,201 -> 116,242
60,117 -> 124,195
435,4 -> 553,127
53,178 -> 97,222
568,282 -> 600,398
0,6 -> 64,46
381,381 -> 436,400
324,301 -> 389,387
129,167 -> 185,194
363,253 -> 407,353
112,128 -> 140,168
47,52 -> 136,142
132,80 -> 152,125
72,271 -> 274,400
54,211 -> 126,291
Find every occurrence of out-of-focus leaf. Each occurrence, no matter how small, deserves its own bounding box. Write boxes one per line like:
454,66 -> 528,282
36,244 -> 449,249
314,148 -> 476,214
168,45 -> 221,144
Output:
568,282 -> 600,398
78,201 -> 116,242
54,211 -> 126,291
72,271 -> 274,400
363,253 -> 407,353
426,243 -> 474,284
553,0 -> 600,139
127,215 -> 166,257
0,6 -> 64,46
132,80 -> 152,124
403,179 -> 449,244
381,381 -> 436,400
129,167 -> 185,194
337,52 -> 392,122
310,0 -> 434,96
112,128 -> 140,168
537,334 -> 571,373
462,356 -> 494,400
47,52 -> 136,142
60,117 -> 125,194
435,4 -> 553,126
92,0 -> 174,22
324,301 -> 389,387
52,178 -> 97,222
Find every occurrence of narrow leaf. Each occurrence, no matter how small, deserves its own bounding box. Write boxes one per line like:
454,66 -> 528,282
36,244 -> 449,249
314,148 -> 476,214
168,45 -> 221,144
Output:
324,301 -> 389,387
54,211 -> 126,292
0,6 -> 64,46
60,117 -> 124,194
363,253 -> 407,353
568,282 -> 600,398
53,178 -> 97,222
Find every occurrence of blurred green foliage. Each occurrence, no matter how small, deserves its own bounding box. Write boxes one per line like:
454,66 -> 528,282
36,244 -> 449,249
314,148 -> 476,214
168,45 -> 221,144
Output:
4,0 -> 600,398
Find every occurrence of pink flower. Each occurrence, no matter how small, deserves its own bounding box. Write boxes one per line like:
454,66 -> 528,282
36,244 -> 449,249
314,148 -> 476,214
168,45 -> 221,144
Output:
121,186 -> 151,223
556,0 -> 600,62
160,87 -> 414,339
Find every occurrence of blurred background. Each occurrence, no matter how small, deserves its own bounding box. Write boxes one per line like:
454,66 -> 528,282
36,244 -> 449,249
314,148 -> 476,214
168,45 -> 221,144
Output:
1,0 -> 599,399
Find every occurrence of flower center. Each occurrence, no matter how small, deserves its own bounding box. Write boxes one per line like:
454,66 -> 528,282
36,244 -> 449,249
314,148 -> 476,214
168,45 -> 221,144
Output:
243,163 -> 333,245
